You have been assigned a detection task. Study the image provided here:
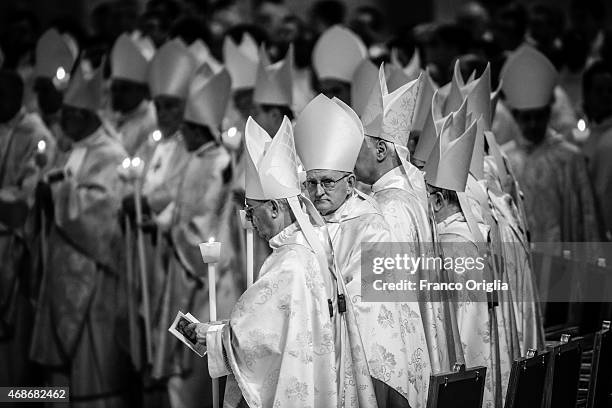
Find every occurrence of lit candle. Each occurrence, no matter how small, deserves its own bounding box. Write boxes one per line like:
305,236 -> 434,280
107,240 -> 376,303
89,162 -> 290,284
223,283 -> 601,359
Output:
37,140 -> 47,154
239,210 -> 254,288
151,129 -> 162,142
573,118 -> 590,142
198,237 -> 221,408
56,67 -> 66,81
126,156 -> 145,180
222,126 -> 241,151
35,140 -> 48,169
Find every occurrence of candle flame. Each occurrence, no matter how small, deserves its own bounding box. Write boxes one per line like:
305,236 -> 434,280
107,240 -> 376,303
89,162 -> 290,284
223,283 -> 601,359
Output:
577,119 -> 586,132
56,67 -> 66,81
37,140 -> 46,152
152,129 -> 162,142
208,237 -> 215,243
131,157 -> 142,168
227,127 -> 237,138
122,157 -> 131,169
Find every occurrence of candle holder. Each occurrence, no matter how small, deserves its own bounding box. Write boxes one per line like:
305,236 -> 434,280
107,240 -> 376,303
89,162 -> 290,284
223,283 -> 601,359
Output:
198,237 -> 221,408
199,238 -> 222,263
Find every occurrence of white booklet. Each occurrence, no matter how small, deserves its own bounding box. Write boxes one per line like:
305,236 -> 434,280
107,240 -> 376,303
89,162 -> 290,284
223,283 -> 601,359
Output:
168,311 -> 207,357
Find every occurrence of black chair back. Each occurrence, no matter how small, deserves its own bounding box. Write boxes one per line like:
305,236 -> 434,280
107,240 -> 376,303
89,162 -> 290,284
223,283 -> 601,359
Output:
504,349 -> 550,408
587,321 -> 612,408
426,363 -> 487,408
543,334 -> 583,408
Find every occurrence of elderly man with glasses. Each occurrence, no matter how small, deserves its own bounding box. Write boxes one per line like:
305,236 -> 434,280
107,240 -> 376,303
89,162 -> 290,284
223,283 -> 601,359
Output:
295,94 -> 431,408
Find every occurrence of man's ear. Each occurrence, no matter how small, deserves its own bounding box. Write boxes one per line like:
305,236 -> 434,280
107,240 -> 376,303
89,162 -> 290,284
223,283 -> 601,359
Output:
432,191 -> 444,212
346,173 -> 356,192
376,139 -> 388,162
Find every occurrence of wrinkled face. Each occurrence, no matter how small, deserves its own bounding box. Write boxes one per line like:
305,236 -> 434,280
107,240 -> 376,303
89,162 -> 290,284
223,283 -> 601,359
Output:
511,105 -> 551,145
110,78 -> 148,114
154,95 -> 185,138
245,198 -> 276,241
60,105 -> 94,141
317,79 -> 351,105
584,72 -> 612,124
304,169 -> 353,216
354,137 -> 379,185
34,77 -> 63,116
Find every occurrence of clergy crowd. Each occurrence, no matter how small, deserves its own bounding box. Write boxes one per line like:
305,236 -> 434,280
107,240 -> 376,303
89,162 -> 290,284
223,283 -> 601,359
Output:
1,0 -> 611,407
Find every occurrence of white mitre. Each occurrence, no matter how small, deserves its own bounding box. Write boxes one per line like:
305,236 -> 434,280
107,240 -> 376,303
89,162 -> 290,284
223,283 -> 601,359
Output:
245,115 -> 301,200
148,39 -> 198,99
35,29 -> 78,84
184,68 -> 232,139
253,45 -> 293,107
64,61 -> 104,112
111,33 -> 155,83
312,25 -> 367,83
294,94 -> 364,172
423,113 -> 478,193
500,44 -> 558,110
223,33 -> 260,90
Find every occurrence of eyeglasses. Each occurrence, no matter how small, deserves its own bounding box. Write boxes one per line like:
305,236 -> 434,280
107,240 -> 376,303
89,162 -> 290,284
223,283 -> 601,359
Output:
304,173 -> 350,192
244,200 -> 269,220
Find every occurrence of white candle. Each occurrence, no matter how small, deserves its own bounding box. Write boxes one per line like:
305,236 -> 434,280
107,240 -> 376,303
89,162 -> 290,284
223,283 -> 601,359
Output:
239,210 -> 254,287
246,229 -> 254,287
198,237 -> 222,408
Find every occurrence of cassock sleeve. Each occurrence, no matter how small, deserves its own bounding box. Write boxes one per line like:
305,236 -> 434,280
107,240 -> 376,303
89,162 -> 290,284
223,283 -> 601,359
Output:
206,322 -> 231,378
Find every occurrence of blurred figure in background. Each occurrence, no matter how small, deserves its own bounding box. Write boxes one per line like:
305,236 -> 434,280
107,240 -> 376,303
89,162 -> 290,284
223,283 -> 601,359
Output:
501,45 -> 602,243
108,33 -> 157,156
0,69 -> 53,388
312,25 -> 367,104
581,60 -> 612,240
30,61 -> 132,407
